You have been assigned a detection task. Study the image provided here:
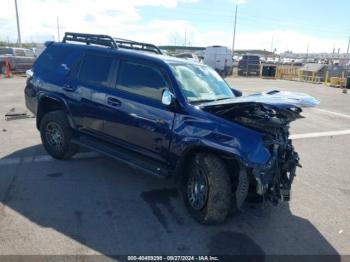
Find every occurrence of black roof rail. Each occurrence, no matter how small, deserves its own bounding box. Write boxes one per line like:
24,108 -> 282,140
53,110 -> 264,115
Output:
114,38 -> 162,54
62,32 -> 162,54
62,32 -> 117,48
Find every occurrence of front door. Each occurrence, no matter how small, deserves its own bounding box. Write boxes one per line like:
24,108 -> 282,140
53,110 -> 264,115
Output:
103,60 -> 175,163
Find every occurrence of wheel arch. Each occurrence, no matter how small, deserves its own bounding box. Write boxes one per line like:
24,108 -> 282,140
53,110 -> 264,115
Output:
36,95 -> 74,130
174,145 -> 244,187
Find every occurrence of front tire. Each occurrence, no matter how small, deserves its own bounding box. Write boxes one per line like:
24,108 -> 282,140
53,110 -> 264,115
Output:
183,153 -> 231,224
40,110 -> 79,159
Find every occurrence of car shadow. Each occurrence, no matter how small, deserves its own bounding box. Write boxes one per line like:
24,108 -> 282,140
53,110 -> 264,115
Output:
0,145 -> 340,261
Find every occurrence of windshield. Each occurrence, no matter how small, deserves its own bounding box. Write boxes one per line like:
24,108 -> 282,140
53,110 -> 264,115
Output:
170,63 -> 235,103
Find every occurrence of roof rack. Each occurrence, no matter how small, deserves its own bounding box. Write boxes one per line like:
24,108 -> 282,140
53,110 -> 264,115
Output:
114,38 -> 162,54
62,32 -> 162,54
62,32 -> 117,48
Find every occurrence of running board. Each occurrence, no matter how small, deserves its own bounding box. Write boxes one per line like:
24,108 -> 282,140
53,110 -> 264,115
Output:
72,135 -> 170,178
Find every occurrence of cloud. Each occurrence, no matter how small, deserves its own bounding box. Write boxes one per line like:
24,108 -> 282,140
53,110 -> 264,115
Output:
0,0 -> 198,42
233,0 -> 247,5
0,0 -> 346,53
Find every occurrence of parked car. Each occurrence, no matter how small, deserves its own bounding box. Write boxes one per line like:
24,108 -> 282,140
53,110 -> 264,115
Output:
238,55 -> 260,76
25,32 -> 319,224
203,46 -> 233,77
0,47 -> 36,74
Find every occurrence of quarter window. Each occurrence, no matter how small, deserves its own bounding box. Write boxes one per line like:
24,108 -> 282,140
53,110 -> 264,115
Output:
116,61 -> 168,101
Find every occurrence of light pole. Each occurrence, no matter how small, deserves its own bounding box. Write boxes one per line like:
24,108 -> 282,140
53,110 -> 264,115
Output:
57,16 -> 61,41
14,0 -> 22,47
231,4 -> 238,54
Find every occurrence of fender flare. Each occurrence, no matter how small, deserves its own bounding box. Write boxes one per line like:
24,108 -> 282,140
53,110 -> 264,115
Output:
36,93 -> 76,130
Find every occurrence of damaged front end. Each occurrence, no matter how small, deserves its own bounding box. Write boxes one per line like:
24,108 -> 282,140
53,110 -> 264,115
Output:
201,101 -> 304,204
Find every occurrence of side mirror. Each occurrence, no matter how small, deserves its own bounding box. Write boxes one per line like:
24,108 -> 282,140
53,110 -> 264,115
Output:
161,89 -> 174,106
231,88 -> 243,97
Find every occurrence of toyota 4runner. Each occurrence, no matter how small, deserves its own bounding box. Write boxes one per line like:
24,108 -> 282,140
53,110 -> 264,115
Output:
25,32 -> 319,224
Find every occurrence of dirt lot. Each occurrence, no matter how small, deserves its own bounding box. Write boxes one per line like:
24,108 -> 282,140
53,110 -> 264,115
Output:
0,76 -> 349,261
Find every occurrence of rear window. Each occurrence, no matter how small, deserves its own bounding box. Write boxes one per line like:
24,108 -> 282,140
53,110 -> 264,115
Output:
242,55 -> 260,61
0,48 -> 13,55
79,54 -> 114,86
116,61 -> 168,101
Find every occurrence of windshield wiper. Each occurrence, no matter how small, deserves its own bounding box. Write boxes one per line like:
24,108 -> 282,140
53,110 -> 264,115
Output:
190,97 -> 233,104
215,97 -> 234,101
190,99 -> 217,104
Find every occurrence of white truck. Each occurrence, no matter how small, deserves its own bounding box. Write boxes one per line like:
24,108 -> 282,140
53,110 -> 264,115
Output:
203,46 -> 233,77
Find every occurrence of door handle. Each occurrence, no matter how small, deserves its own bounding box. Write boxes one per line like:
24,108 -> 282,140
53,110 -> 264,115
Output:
63,84 -> 75,92
107,97 -> 122,107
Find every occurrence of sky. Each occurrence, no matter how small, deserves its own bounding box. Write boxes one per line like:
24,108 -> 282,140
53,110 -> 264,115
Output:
0,0 -> 349,53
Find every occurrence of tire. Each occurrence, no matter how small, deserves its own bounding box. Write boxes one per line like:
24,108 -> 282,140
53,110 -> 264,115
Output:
40,110 -> 79,160
183,153 -> 231,224
231,166 -> 249,213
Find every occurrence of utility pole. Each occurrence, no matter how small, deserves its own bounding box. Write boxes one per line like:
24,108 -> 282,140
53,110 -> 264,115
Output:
270,36 -> 274,53
346,37 -> 350,57
306,43 -> 309,62
57,16 -> 61,41
14,0 -> 22,47
231,4 -> 238,54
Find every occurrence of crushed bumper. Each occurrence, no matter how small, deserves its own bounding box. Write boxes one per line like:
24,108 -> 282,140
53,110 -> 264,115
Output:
252,139 -> 300,204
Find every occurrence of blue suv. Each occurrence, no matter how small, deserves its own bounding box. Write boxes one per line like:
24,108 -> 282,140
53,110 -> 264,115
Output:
25,32 -> 317,224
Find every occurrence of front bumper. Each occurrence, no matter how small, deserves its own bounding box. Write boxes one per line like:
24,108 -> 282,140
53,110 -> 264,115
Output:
253,141 -> 300,204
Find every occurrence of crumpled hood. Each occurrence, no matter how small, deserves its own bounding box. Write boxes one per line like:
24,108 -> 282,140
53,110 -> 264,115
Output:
200,90 -> 319,132
245,90 -> 320,107
201,89 -> 320,109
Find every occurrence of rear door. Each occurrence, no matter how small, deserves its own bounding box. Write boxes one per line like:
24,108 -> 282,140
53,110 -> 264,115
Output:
76,51 -> 116,136
103,59 -> 175,163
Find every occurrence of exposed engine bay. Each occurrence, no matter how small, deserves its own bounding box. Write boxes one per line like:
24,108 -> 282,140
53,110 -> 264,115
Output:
201,100 -> 304,204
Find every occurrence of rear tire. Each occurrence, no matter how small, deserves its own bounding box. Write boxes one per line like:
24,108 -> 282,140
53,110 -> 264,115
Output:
40,110 -> 79,160
183,153 -> 231,224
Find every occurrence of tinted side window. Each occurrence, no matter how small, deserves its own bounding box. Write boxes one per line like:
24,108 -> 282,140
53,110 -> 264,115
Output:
79,54 -> 113,86
116,61 -> 168,100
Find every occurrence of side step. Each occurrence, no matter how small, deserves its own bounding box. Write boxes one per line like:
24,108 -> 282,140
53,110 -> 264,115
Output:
72,135 -> 170,178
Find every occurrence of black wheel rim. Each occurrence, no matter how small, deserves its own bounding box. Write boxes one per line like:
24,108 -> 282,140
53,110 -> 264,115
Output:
187,165 -> 209,210
45,122 -> 64,152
